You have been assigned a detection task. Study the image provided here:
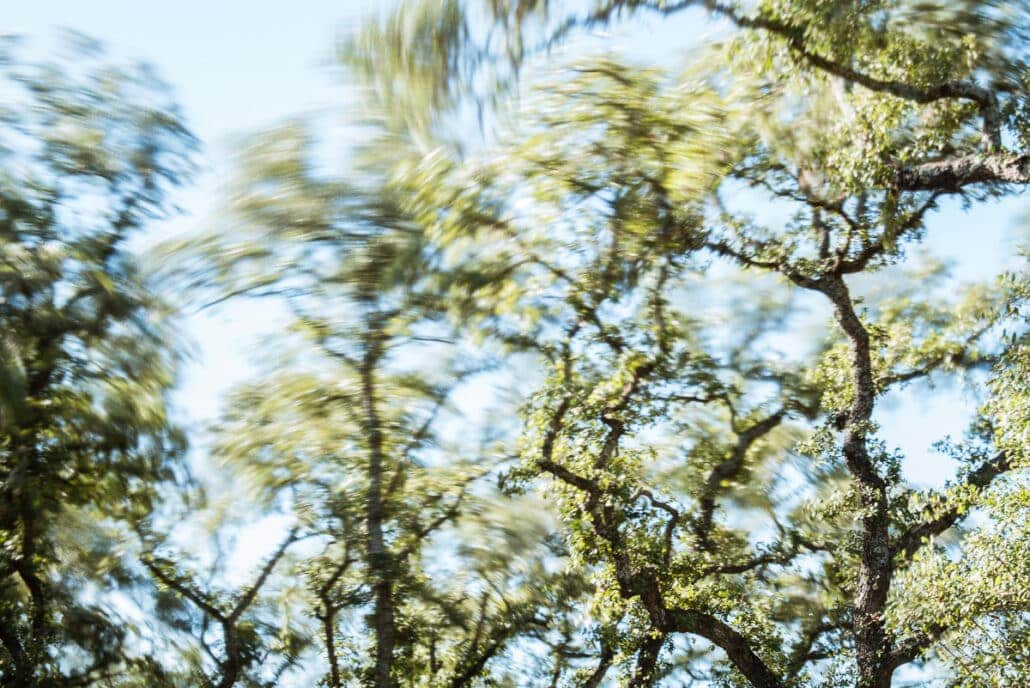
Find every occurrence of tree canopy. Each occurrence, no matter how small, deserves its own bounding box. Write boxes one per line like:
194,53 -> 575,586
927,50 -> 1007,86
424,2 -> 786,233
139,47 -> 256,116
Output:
2,2 -> 1029,687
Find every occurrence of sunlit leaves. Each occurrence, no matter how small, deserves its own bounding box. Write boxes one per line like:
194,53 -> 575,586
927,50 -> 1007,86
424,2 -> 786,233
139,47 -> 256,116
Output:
150,1 -> 1030,685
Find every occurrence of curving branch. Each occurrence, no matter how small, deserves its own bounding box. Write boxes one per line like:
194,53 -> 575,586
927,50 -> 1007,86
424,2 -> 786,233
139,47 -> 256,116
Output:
535,404 -> 784,688
580,639 -> 615,688
693,407 -> 786,550
628,631 -> 666,688
696,1 -> 1003,150
142,527 -> 299,688
892,452 -> 1012,561
785,617 -> 835,679
886,622 -> 949,674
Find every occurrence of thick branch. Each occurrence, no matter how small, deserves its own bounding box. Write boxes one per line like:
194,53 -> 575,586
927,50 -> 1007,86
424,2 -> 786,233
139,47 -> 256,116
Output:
894,152 -> 1030,191
886,622 -> 948,673
664,609 -> 784,688
628,632 -> 665,688
815,276 -> 892,688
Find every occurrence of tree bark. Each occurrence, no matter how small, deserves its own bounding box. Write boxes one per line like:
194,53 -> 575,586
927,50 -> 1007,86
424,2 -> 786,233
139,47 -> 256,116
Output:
817,276 -> 892,688
360,333 -> 396,688
893,152 -> 1030,192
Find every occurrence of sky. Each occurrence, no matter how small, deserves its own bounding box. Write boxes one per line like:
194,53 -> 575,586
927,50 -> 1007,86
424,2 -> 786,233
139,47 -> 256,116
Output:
7,1 -> 1027,501
7,0 -> 381,422
4,0 -> 736,426
4,7 -> 1027,683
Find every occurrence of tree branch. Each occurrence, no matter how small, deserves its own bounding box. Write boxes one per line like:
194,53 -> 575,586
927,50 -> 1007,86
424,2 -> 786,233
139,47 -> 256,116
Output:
893,152 -> 1030,191
628,631 -> 665,688
694,408 -> 786,550
892,451 -> 1011,561
813,275 -> 892,688
228,527 -> 299,622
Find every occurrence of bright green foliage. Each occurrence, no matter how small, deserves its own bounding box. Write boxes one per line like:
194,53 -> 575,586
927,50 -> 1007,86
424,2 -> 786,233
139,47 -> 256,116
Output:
14,2 -> 1029,688
328,1 -> 1030,686
0,36 -> 195,686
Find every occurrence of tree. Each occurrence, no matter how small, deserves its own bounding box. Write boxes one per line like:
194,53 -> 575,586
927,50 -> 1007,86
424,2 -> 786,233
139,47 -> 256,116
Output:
164,120 -> 592,687
44,2 -> 1025,686
4,1 -> 1025,688
328,1 -> 1030,686
0,35 -> 195,687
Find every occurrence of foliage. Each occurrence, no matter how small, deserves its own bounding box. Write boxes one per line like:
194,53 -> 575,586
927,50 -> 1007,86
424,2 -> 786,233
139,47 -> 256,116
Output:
6,2 -> 1030,688
157,113 -> 594,687
326,1 -> 1030,687
0,35 -> 195,686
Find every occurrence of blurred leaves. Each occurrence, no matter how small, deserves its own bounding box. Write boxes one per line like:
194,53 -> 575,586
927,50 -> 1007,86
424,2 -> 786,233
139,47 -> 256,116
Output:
5,2 -> 1030,687
0,34 -> 195,685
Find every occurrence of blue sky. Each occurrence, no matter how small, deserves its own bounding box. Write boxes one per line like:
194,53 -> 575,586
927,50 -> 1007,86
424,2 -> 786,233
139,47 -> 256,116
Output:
5,0 -> 732,426
8,1 -> 1026,483
5,7 -> 1027,681
8,1 -> 383,423
8,1 -> 365,134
